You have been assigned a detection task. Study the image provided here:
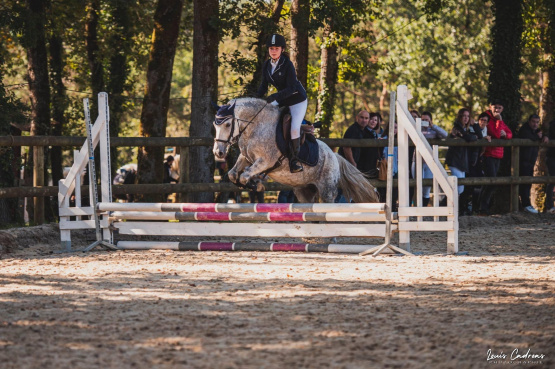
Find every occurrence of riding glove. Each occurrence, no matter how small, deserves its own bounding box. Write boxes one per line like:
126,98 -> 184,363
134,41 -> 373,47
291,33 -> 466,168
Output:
266,94 -> 277,104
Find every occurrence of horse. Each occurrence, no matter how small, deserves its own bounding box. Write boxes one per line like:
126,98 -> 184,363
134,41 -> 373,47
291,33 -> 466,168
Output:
212,97 -> 380,203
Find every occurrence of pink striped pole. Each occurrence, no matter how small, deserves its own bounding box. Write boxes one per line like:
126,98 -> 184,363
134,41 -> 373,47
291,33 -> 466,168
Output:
116,241 -> 372,254
98,202 -> 386,214
110,211 -> 388,222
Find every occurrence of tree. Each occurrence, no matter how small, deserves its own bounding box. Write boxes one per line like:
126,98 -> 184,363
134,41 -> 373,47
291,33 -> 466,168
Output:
242,0 -> 285,96
25,0 -> 51,225
290,0 -> 310,87
137,0 -> 184,201
311,0 -> 372,137
487,0 -> 524,131
0,51 -> 27,225
189,0 -> 219,202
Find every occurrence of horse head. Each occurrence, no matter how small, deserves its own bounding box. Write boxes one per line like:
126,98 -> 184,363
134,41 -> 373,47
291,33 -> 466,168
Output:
213,101 -> 236,160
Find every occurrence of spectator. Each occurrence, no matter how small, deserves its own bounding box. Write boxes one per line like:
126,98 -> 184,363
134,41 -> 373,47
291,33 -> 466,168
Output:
545,120 -> 555,213
408,110 -> 421,206
478,100 -> 513,215
359,120 -> 381,178
369,112 -> 384,138
467,112 -> 491,213
518,114 -> 545,213
278,190 -> 296,203
338,110 -> 372,168
379,122 -> 398,210
163,155 -> 177,202
164,156 -> 177,184
412,111 -> 448,206
337,110 -> 373,202
445,108 -> 481,215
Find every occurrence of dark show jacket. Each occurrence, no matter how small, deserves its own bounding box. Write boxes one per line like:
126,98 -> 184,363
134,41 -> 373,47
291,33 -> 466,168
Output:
338,122 -> 374,169
445,122 -> 479,173
517,123 -> 542,165
257,54 -> 307,107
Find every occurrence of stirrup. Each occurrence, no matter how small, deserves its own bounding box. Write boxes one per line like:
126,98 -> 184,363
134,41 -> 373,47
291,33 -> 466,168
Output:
289,159 -> 303,173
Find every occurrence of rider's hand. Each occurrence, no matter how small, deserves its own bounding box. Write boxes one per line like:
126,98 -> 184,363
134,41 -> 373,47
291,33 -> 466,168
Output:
266,94 -> 277,104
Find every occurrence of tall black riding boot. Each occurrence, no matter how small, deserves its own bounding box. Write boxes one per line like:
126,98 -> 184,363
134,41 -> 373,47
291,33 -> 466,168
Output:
289,138 -> 303,173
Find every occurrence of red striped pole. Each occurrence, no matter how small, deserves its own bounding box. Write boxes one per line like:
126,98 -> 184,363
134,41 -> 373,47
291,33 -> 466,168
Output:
116,241 -> 372,254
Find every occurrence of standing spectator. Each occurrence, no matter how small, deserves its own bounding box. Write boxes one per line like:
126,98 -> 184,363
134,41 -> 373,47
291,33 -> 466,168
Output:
545,120 -> 555,213
163,155 -> 177,202
163,155 -> 177,184
445,108 -> 481,215
412,111 -> 448,206
408,110 -> 421,206
467,112 -> 491,213
369,112 -> 384,138
517,114 -> 545,213
380,122 -> 398,210
359,122 -> 381,177
338,110 -> 372,168
337,110 -> 372,202
478,100 -> 513,215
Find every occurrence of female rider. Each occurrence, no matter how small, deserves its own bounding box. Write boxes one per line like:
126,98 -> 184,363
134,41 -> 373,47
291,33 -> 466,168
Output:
257,34 -> 308,173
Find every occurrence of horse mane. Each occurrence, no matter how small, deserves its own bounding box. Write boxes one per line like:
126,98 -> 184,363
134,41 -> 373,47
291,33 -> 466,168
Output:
233,97 -> 278,121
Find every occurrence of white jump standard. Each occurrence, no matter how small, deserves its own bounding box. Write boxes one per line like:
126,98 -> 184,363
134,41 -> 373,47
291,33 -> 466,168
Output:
58,86 -> 459,255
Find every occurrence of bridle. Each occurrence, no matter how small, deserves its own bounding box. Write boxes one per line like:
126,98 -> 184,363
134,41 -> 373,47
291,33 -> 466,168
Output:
214,102 -> 268,150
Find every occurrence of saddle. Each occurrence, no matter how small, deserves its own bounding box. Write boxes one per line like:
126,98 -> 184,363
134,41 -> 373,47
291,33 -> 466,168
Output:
280,110 -> 315,145
275,108 -> 319,167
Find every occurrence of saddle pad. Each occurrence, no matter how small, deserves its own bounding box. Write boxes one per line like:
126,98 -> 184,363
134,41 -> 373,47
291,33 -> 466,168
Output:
276,119 -> 319,167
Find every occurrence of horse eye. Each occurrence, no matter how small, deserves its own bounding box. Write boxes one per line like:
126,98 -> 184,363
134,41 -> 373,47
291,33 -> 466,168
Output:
226,122 -> 231,127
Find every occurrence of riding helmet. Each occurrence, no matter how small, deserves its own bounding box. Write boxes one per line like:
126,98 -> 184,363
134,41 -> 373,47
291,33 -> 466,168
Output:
266,34 -> 286,48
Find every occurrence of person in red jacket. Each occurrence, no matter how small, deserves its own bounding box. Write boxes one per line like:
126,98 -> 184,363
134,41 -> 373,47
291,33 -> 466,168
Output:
478,99 -> 513,214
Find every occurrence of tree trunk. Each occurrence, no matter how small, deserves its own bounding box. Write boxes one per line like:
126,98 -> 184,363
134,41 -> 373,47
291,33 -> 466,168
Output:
85,0 -> 104,110
316,22 -> 338,138
189,0 -> 219,202
533,2 -> 555,211
290,0 -> 309,88
49,34 -> 66,189
137,0 -> 184,202
243,0 -> 285,96
487,0 -> 524,131
487,0 -> 524,213
26,0 -> 51,225
106,0 -> 133,176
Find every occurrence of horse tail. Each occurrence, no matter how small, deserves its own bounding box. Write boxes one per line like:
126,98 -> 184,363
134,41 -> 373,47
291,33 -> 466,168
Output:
335,154 -> 380,203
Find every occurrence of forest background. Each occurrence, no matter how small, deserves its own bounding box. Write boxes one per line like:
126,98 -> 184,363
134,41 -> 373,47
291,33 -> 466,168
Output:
0,0 -> 554,222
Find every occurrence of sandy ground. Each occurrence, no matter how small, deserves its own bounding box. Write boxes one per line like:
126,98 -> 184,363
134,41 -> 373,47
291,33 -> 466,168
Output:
0,213 -> 554,369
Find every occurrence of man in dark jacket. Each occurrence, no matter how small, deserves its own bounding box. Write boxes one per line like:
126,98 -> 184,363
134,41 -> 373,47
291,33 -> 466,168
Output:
338,110 -> 373,169
518,114 -> 544,213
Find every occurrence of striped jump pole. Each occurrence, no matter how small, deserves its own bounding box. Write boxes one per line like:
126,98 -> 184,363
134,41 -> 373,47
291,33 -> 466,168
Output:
98,202 -> 387,214
110,211 -> 388,222
116,241 -> 372,254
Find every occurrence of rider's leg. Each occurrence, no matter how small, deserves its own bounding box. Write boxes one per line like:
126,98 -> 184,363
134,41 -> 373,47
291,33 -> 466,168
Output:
288,99 -> 308,173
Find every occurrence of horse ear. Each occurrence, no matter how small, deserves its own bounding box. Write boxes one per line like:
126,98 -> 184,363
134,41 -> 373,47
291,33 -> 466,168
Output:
211,100 -> 220,111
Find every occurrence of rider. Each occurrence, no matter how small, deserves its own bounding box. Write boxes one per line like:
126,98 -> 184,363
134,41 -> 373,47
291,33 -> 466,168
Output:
257,33 -> 308,173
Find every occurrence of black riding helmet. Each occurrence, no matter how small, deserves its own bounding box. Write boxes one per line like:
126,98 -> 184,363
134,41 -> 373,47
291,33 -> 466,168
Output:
266,34 -> 286,48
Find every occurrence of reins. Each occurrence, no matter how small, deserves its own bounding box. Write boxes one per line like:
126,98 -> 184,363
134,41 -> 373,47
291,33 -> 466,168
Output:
214,102 -> 269,149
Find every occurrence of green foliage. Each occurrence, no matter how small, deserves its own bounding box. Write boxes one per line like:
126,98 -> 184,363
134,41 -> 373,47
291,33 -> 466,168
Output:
487,0 -> 524,130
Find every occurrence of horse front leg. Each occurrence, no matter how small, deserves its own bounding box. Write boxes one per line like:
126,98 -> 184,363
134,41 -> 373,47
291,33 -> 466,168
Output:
239,158 -> 271,186
228,154 -> 249,184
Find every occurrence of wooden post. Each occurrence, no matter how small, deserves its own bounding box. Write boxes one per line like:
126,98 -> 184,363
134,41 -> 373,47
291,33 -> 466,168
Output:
178,146 -> 189,202
33,146 -> 45,225
511,146 -> 520,212
397,85 -> 410,251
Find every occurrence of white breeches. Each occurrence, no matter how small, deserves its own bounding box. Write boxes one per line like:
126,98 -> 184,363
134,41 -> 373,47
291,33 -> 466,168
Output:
289,99 -> 307,139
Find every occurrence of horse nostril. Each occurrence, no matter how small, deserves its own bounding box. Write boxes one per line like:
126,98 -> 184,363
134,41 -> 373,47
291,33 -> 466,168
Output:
218,151 -> 224,157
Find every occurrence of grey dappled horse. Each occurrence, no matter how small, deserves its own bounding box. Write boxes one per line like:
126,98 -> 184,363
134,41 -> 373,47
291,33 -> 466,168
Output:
213,98 -> 379,203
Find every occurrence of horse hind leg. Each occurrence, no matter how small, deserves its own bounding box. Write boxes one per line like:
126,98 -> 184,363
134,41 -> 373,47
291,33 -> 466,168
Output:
317,183 -> 338,203
293,185 -> 318,203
